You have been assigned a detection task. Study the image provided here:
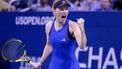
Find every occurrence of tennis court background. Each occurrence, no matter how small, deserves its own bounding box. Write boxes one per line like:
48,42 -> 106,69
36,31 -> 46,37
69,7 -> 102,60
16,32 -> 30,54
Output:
0,12 -> 122,69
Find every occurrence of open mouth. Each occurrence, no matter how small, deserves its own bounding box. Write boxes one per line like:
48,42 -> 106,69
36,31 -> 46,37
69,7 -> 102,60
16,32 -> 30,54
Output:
62,15 -> 66,18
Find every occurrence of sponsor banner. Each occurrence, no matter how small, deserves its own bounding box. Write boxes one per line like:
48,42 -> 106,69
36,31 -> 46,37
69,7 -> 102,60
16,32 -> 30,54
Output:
0,12 -> 122,69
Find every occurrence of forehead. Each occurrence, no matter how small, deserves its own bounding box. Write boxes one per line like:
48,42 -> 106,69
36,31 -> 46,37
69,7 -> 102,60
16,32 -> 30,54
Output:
58,5 -> 69,10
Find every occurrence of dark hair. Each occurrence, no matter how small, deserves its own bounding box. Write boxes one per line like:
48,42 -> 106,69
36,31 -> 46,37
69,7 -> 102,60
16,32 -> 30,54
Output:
52,0 -> 60,9
52,0 -> 70,9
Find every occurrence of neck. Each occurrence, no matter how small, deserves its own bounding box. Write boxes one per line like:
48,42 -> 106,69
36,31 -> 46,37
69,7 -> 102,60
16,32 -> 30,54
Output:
55,19 -> 65,27
54,19 -> 66,31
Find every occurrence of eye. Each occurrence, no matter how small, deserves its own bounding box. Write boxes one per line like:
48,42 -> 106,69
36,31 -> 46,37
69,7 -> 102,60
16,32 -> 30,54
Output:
64,7 -> 69,10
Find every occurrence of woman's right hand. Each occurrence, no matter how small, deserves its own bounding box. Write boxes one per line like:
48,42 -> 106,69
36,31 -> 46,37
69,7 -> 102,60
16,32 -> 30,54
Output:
35,62 -> 42,69
29,61 -> 42,69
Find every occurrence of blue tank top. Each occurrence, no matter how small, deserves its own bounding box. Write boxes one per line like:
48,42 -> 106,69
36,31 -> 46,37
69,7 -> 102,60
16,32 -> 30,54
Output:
49,19 -> 80,69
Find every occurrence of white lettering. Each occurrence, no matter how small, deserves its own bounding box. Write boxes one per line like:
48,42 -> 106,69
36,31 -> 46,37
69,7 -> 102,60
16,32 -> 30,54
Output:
103,48 -> 118,69
120,50 -> 122,60
75,47 -> 88,68
15,16 -> 54,26
120,50 -> 122,69
88,47 -> 103,69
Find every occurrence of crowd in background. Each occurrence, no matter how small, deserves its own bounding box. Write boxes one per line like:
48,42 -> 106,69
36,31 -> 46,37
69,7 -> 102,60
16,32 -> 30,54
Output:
0,0 -> 122,12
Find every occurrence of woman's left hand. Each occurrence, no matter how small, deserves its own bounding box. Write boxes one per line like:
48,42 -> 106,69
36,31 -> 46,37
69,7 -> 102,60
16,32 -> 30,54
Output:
77,18 -> 85,30
77,18 -> 85,32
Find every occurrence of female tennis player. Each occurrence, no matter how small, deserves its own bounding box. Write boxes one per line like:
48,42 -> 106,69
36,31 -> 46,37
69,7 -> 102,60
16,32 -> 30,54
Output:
30,0 -> 87,69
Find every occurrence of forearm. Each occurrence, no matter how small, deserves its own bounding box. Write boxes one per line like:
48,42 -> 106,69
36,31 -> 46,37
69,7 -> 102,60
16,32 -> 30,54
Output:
79,26 -> 87,49
73,25 -> 84,49
39,44 -> 52,64
29,45 -> 52,68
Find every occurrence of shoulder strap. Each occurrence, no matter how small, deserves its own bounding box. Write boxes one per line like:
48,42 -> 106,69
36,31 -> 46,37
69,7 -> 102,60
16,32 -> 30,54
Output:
67,20 -> 75,40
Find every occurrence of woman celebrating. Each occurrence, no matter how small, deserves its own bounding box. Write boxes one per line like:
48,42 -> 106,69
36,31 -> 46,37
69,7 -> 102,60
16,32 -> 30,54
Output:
31,0 -> 87,69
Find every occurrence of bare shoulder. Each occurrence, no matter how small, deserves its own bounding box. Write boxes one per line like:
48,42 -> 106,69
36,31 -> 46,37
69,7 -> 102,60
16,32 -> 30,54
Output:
45,21 -> 53,34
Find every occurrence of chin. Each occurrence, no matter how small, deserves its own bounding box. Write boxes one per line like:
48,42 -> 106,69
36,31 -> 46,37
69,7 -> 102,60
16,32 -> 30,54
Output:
61,18 -> 66,22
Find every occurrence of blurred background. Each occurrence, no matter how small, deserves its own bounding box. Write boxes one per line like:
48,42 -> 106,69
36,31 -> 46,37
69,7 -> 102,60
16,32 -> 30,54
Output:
0,0 -> 122,12
0,0 -> 122,69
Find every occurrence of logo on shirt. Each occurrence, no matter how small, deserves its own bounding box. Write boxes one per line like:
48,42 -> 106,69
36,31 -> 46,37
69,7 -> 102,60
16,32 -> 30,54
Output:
61,38 -> 66,42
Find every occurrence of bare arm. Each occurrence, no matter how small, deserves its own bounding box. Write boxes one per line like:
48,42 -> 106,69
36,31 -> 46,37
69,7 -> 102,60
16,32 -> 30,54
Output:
69,21 -> 86,50
29,21 -> 53,68
77,18 -> 87,49
37,21 -> 53,67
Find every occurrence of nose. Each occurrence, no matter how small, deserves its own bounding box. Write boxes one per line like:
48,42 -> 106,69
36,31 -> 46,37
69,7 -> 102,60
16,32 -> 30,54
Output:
62,10 -> 66,12
61,10 -> 67,15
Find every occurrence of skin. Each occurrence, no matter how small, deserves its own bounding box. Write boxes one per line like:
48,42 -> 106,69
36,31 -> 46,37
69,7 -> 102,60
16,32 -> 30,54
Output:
31,3 -> 87,69
101,0 -> 111,10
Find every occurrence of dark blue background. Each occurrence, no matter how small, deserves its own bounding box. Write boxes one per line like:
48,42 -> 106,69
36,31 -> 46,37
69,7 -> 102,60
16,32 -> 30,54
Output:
0,12 -> 122,69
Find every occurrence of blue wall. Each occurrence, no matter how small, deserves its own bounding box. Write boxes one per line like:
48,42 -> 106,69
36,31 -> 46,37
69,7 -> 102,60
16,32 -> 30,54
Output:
0,12 -> 122,69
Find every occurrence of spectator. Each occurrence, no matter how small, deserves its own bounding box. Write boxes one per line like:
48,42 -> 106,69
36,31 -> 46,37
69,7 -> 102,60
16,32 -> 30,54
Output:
17,0 -> 28,9
12,0 -> 32,12
90,0 -> 101,11
0,0 -> 9,11
75,0 -> 100,11
76,0 -> 96,11
8,0 -> 17,12
96,0 -> 113,11
0,0 -> 15,11
113,0 -> 122,10
31,0 -> 51,12
67,0 -> 77,11
75,0 -> 85,11
13,0 -> 38,12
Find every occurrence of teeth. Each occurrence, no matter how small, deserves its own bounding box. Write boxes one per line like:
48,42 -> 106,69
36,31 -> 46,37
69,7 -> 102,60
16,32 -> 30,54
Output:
62,16 -> 66,18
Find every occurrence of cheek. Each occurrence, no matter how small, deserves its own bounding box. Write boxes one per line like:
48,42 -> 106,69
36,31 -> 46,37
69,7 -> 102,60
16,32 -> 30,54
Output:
58,12 -> 63,16
55,12 -> 61,18
66,11 -> 69,15
65,10 -> 69,14
55,12 -> 59,16
57,12 -> 61,17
